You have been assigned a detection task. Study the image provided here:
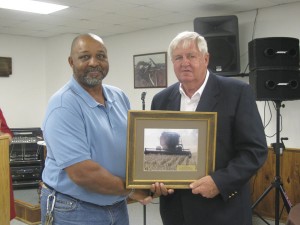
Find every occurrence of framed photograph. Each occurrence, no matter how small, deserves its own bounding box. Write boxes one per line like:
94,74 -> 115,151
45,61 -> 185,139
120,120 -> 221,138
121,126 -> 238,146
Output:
0,57 -> 12,77
126,110 -> 217,189
133,52 -> 167,88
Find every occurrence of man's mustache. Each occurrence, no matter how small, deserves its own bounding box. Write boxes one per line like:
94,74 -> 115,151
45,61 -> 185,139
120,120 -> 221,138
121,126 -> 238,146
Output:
86,67 -> 103,73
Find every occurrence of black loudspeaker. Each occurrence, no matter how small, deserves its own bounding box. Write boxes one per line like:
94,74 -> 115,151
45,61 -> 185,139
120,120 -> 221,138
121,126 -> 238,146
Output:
249,69 -> 300,101
249,37 -> 299,71
194,15 -> 240,76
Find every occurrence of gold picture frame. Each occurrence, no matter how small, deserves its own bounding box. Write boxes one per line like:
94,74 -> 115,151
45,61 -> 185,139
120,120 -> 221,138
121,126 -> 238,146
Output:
126,110 -> 217,189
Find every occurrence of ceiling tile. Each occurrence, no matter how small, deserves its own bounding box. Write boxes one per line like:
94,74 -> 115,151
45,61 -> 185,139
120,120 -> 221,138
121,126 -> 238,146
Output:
0,0 -> 299,37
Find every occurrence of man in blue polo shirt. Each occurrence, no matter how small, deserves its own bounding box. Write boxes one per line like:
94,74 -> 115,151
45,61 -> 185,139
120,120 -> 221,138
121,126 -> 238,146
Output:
41,33 -> 152,225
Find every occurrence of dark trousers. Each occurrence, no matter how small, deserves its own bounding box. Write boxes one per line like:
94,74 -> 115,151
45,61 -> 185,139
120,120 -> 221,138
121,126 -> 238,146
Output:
159,189 -> 252,225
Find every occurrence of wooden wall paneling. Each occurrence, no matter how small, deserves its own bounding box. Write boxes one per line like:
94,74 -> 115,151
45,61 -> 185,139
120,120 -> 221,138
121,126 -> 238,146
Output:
251,148 -> 300,222
251,147 -> 277,219
281,149 -> 300,209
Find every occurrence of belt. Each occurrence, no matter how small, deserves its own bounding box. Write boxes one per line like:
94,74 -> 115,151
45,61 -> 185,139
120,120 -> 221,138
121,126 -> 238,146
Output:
43,182 -> 55,191
43,182 -> 83,203
42,182 -> 125,207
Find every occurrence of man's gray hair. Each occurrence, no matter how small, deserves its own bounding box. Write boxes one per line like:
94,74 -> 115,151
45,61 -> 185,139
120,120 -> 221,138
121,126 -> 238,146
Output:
168,31 -> 208,58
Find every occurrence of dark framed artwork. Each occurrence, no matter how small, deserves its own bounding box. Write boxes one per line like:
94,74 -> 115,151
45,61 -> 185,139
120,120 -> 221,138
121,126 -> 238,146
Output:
126,110 -> 217,189
0,57 -> 12,77
134,52 -> 167,88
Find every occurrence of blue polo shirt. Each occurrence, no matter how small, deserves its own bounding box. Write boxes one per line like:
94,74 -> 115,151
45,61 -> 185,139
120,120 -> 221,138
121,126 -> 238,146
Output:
42,77 -> 130,206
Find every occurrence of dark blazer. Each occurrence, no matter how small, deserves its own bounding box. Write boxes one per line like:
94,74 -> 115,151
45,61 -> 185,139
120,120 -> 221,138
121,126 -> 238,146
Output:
151,73 -> 268,225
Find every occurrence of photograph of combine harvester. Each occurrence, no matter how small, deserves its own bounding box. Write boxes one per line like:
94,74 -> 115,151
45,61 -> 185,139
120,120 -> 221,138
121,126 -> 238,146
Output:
143,129 -> 198,172
126,110 -> 216,188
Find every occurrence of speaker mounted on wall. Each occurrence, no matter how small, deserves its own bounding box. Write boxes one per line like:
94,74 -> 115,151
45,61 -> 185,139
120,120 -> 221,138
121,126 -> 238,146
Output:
194,15 -> 240,76
249,69 -> 300,101
248,37 -> 300,101
248,37 -> 299,71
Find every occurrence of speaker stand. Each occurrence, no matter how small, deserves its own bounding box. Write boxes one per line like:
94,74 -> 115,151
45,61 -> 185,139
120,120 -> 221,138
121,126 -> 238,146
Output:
252,100 -> 292,225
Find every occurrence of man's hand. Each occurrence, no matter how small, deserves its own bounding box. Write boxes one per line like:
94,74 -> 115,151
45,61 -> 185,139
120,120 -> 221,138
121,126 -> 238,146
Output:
129,189 -> 153,205
150,182 -> 174,196
189,175 -> 219,198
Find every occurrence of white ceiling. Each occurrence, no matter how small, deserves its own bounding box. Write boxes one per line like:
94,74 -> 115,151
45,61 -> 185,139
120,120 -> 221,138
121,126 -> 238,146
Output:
0,0 -> 299,38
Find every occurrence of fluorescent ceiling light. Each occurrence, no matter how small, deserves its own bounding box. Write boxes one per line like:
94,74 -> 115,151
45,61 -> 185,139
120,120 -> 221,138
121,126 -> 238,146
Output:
0,0 -> 69,14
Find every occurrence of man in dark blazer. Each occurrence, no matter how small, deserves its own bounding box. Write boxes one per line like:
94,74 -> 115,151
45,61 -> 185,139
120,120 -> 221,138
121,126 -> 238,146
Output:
150,31 -> 268,225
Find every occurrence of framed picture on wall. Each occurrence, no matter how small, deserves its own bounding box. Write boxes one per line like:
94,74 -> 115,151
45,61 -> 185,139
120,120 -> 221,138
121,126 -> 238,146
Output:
0,57 -> 12,77
126,110 -> 217,189
133,52 -> 167,88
